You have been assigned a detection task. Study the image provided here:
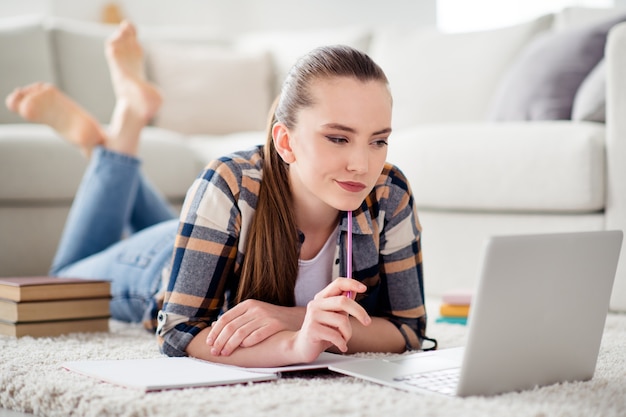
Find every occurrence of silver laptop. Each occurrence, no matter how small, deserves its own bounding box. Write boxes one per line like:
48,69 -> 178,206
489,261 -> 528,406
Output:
329,230 -> 623,397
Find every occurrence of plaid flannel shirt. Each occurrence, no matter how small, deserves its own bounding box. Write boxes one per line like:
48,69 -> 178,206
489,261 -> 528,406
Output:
155,146 -> 429,357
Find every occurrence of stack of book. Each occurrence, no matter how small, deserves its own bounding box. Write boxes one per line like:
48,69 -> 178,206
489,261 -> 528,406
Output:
0,277 -> 111,337
436,288 -> 473,325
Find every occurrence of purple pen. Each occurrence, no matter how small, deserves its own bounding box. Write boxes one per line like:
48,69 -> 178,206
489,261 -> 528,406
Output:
346,211 -> 353,298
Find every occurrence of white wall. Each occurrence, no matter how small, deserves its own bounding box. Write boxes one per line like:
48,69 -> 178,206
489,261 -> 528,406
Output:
0,0 -> 436,33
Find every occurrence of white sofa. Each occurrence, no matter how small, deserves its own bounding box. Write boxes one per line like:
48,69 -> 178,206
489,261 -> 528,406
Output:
2,7 -> 626,312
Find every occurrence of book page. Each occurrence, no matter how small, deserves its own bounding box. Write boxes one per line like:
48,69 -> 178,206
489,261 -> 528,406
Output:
246,351 -> 362,373
63,357 -> 278,391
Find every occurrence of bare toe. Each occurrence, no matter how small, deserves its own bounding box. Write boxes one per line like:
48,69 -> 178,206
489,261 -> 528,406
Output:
5,88 -> 24,112
5,83 -> 46,113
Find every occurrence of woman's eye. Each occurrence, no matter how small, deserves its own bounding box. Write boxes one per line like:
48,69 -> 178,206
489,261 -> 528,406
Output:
372,139 -> 388,148
326,136 -> 348,144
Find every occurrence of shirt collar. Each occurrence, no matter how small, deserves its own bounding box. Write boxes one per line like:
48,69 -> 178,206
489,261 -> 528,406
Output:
340,204 -> 374,236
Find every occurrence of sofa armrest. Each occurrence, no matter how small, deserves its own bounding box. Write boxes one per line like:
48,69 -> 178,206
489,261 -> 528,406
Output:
605,22 -> 626,311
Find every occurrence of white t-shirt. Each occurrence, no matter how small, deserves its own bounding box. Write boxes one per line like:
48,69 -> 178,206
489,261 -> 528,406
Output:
294,225 -> 339,307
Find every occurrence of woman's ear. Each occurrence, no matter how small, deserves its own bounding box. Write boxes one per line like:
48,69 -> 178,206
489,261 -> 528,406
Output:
272,122 -> 295,164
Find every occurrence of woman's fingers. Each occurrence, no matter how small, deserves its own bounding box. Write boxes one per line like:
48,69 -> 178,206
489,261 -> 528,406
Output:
207,301 -> 262,355
309,319 -> 350,352
315,277 -> 367,299
299,281 -> 372,353
312,293 -> 371,326
306,308 -> 355,350
209,317 -> 257,356
313,279 -> 371,327
206,304 -> 243,342
206,300 -> 305,356
296,307 -> 350,355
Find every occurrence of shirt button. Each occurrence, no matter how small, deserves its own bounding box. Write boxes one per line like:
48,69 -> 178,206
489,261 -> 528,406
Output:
335,258 -> 340,265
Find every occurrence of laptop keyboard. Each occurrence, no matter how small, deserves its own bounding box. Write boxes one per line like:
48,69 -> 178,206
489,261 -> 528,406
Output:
393,368 -> 460,396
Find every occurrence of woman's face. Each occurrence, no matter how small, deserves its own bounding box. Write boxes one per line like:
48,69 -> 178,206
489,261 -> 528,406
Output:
278,76 -> 392,214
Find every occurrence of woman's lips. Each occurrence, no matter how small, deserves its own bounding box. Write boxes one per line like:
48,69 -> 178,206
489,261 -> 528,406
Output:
337,181 -> 367,192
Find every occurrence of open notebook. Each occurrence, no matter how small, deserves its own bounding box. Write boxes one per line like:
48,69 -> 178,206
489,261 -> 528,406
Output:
62,351 -> 359,392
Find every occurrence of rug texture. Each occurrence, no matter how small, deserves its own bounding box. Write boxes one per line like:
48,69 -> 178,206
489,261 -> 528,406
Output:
1,309 -> 625,417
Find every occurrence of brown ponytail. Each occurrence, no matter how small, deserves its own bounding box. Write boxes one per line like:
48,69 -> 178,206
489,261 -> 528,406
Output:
236,97 -> 299,305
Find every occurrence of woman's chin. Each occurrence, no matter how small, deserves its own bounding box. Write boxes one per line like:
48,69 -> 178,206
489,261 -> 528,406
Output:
330,199 -> 364,213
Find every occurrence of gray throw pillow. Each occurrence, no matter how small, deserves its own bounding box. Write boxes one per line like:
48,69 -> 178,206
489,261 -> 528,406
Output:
488,14 -> 626,121
571,59 -> 605,123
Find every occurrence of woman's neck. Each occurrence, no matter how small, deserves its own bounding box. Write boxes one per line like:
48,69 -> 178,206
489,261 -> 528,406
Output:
294,200 -> 341,261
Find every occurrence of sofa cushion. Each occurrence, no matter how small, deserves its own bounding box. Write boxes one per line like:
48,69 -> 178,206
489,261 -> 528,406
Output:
47,18 -> 116,124
0,16 -> 56,124
387,122 -> 605,212
553,6 -> 626,31
0,125 -> 201,202
368,15 -> 553,129
146,44 -> 273,135
236,27 -> 371,97
572,59 -> 605,122
488,13 -> 626,121
540,7 -> 626,124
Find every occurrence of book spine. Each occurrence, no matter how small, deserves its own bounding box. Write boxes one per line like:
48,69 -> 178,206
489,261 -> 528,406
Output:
0,298 -> 111,323
439,303 -> 470,318
435,316 -> 468,325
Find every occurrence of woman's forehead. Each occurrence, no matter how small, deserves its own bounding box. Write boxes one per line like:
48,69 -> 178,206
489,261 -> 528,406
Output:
308,77 -> 390,109
298,78 -> 392,132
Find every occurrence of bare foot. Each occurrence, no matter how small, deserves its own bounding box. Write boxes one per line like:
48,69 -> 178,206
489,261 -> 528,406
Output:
5,83 -> 106,157
105,21 -> 162,156
105,21 -> 161,123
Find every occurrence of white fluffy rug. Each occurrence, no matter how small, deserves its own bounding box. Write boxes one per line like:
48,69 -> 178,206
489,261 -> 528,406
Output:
1,310 -> 625,417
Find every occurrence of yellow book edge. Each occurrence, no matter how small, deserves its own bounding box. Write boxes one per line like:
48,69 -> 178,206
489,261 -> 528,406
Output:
439,303 -> 470,318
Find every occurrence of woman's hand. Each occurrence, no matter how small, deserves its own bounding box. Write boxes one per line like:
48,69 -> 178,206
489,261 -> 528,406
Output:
291,278 -> 371,363
206,299 -> 305,356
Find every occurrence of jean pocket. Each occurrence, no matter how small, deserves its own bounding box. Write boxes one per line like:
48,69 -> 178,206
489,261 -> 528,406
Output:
116,252 -> 152,268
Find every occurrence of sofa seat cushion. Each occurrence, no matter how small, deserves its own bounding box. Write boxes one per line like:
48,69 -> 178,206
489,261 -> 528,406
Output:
387,121 -> 605,212
0,124 -> 86,202
0,125 -> 201,202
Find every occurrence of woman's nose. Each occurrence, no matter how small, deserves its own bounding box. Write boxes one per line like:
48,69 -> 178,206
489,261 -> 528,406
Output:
346,146 -> 368,173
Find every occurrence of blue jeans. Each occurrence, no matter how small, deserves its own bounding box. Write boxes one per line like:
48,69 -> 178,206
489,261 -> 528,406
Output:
50,147 -> 178,323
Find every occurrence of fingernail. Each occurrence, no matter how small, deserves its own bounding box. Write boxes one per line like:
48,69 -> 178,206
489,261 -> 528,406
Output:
206,336 -> 213,345
210,348 -> 219,356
